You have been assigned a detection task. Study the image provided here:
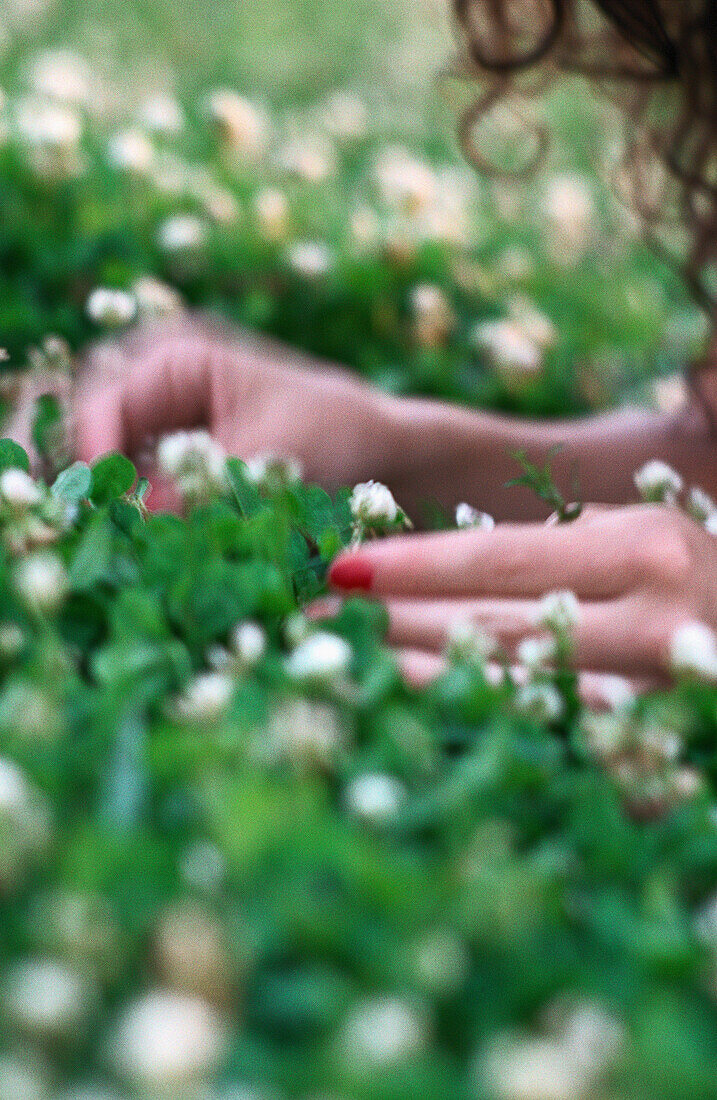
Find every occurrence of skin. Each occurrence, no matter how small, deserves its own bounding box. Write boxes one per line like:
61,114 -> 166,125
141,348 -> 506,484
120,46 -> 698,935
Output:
6,312 -> 712,693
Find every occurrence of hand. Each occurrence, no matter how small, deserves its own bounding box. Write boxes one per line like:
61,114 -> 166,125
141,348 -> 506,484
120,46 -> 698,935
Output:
322,503 -> 717,691
73,315 -> 394,497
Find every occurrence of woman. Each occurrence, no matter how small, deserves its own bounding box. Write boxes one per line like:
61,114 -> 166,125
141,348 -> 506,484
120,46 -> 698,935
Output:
76,0 -> 717,688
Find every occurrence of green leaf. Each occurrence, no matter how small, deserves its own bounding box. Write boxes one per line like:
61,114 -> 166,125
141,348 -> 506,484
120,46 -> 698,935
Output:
225,457 -> 264,517
0,438 -> 30,473
90,453 -> 137,505
69,512 -> 113,592
52,461 -> 92,504
31,393 -> 62,460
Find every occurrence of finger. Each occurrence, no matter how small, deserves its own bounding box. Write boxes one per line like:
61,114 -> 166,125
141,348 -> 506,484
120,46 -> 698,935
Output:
395,648 -> 446,689
382,594 -> 663,674
384,597 -> 540,652
328,516 -> 635,600
74,382 -> 124,462
75,337 -> 211,461
393,648 -> 654,708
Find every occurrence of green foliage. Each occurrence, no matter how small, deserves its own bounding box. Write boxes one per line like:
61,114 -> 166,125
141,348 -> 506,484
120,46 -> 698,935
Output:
0,454 -> 712,1097
507,447 -> 583,522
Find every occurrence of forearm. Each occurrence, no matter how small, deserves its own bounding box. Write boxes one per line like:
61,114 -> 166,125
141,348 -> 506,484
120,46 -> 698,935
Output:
378,393 -> 717,521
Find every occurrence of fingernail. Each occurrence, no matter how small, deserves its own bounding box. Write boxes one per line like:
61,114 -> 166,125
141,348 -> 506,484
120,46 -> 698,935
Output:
328,555 -> 373,593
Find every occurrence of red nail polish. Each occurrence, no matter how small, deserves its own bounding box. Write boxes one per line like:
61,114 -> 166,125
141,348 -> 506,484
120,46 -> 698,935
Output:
329,556 -> 373,592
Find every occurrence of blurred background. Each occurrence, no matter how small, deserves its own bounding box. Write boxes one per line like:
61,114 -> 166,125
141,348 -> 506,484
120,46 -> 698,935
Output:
0,0 -> 709,416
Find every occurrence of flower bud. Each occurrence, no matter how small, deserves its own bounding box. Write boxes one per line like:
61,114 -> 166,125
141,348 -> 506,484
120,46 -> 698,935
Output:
670,621 -> 717,682
109,990 -> 226,1093
0,468 -> 42,510
86,288 -> 137,328
14,552 -> 68,615
230,621 -> 266,667
633,460 -> 683,505
350,480 -> 398,525
285,632 -> 352,682
534,590 -> 581,635
455,503 -> 495,531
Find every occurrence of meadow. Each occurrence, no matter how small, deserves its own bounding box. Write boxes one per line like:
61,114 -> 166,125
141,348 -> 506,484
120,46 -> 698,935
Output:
0,0 -> 716,1097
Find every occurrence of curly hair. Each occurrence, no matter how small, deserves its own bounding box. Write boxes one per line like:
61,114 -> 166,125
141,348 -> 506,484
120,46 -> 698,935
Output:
450,0 -> 716,318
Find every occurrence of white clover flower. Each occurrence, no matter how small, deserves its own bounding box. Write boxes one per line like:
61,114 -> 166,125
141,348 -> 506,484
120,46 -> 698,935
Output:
373,147 -> 437,213
154,906 -> 230,1004
156,429 -> 227,499
516,635 -> 557,672
515,682 -> 565,723
670,621 -> 717,682
633,460 -> 683,505
109,991 -> 226,1092
0,757 -> 45,821
350,480 -> 399,527
172,673 -> 234,724
3,958 -> 94,1041
206,91 -> 269,159
455,503 -> 495,531
106,129 -> 154,174
482,1034 -> 585,1100
158,214 -> 207,253
344,771 -> 406,824
322,90 -> 368,141
0,756 -> 51,889
199,183 -> 241,225
86,287 -> 137,328
640,724 -> 682,763
0,680 -> 62,741
231,621 -> 266,666
472,319 -> 543,386
261,697 -> 346,767
687,486 -> 717,524
14,552 -> 68,615
554,1001 -> 626,1077
581,713 -> 630,761
132,276 -> 184,318
27,49 -> 91,105
276,137 -> 335,183
253,187 -> 289,242
543,173 -> 595,267
285,632 -> 352,682
681,762 -> 707,802
244,452 -> 303,490
410,283 -> 454,347
590,674 -> 637,714
340,997 -> 429,1067
349,204 -> 381,252
507,295 -> 558,350
15,97 -> 82,152
0,468 -> 42,510
139,94 -> 185,136
286,240 -> 333,279
446,618 -> 497,665
534,591 -> 581,635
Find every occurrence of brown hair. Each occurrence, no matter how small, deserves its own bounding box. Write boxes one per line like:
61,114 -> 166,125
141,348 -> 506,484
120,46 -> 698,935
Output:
450,0 -> 716,316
